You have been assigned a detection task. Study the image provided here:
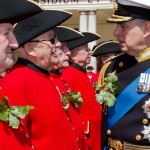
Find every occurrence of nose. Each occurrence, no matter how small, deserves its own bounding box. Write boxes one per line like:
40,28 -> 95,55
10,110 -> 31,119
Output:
9,32 -> 19,49
113,24 -> 121,37
66,49 -> 71,56
88,48 -> 92,54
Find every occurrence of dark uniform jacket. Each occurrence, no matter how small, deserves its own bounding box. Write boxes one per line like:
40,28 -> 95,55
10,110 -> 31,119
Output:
61,63 -> 102,150
0,58 -> 84,150
103,53 -> 150,146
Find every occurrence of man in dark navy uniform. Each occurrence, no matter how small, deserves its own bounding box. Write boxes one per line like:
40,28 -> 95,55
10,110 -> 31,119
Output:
100,0 -> 150,149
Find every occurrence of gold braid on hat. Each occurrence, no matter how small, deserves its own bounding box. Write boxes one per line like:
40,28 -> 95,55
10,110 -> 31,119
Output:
107,0 -> 132,23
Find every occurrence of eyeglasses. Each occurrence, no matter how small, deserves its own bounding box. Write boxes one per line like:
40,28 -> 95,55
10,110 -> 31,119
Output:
82,47 -> 90,51
30,35 -> 57,44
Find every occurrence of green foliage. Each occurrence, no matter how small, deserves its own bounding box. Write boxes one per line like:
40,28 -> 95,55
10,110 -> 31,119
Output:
0,97 -> 34,129
61,92 -> 83,111
94,72 -> 119,107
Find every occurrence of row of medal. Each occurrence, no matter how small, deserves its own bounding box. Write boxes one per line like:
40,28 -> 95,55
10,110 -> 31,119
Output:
137,73 -> 150,93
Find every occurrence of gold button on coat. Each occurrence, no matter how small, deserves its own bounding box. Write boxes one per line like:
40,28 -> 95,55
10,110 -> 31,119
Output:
107,130 -> 111,135
142,119 -> 148,125
119,62 -> 123,67
135,135 -> 141,141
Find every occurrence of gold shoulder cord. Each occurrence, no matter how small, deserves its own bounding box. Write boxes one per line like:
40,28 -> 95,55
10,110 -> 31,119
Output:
137,47 -> 150,62
98,61 -> 112,87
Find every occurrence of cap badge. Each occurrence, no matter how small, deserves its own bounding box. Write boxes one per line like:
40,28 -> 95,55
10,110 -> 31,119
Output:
114,0 -> 118,11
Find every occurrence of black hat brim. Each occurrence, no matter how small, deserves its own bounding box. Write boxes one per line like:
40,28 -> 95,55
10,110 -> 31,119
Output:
67,32 -> 101,50
14,10 -> 72,47
92,40 -> 121,57
0,0 -> 43,24
53,26 -> 83,42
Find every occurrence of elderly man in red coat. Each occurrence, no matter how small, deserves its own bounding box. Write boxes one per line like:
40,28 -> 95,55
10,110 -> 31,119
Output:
61,32 -> 102,150
0,0 -> 42,149
50,26 -> 89,150
0,10 -> 85,150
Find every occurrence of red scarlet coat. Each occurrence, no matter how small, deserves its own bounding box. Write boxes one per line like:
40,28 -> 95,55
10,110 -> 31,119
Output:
1,58 -> 83,150
94,71 -> 100,82
0,90 -> 33,150
86,72 -> 98,83
50,69 -> 88,150
61,63 -> 102,150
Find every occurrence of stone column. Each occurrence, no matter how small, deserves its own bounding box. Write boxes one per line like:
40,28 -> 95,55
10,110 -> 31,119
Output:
88,10 -> 97,72
79,11 -> 88,32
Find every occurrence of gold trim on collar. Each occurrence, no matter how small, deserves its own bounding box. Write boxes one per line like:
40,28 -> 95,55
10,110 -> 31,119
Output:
137,47 -> 150,62
98,61 -> 111,87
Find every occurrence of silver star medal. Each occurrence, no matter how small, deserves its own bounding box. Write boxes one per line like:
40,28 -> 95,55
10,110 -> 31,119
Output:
142,99 -> 150,119
141,125 -> 150,142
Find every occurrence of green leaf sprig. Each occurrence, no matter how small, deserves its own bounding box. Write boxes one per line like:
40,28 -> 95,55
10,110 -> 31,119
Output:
61,92 -> 83,111
93,72 -> 119,107
0,97 -> 34,129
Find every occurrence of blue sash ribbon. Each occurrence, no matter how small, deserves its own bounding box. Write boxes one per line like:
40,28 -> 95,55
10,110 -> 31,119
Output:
108,68 -> 150,129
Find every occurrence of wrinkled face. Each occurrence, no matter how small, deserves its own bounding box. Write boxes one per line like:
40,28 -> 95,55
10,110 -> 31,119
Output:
71,44 -> 92,68
0,23 -> 19,73
113,19 -> 146,56
29,30 -> 61,70
55,42 -> 71,69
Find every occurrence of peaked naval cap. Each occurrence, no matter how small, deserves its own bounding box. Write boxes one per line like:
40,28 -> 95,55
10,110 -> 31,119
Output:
0,0 -> 43,24
107,0 -> 150,23
14,10 -> 72,47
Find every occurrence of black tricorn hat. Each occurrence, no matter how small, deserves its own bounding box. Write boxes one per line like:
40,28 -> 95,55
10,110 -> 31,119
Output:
0,0 -> 43,24
86,66 -> 94,70
53,26 -> 83,42
67,31 -> 101,50
107,0 -> 150,23
14,10 -> 72,47
92,40 -> 121,57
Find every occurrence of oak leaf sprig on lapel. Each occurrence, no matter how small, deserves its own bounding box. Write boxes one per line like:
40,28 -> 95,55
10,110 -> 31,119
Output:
0,97 -> 34,129
93,72 -> 119,107
61,92 -> 83,111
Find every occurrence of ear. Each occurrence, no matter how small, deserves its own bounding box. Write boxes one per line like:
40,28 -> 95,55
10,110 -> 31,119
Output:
143,21 -> 150,38
69,50 -> 77,61
24,43 -> 36,57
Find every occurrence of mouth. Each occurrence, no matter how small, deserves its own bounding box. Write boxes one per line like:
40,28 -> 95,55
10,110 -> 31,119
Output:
118,40 -> 125,44
63,59 -> 69,63
7,49 -> 13,54
7,52 -> 13,56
